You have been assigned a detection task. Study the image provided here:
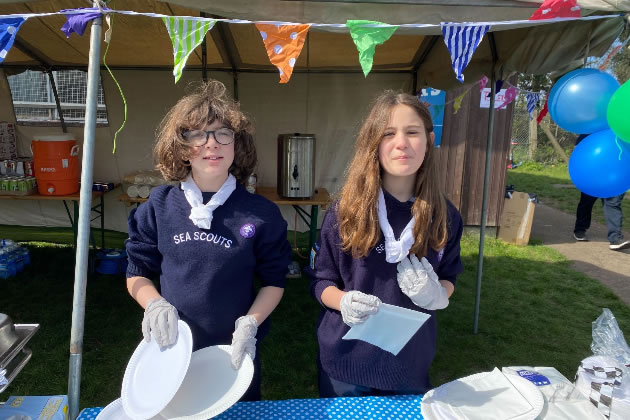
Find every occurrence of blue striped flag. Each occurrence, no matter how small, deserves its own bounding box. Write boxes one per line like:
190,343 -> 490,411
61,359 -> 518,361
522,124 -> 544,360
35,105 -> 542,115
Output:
0,18 -> 26,63
526,92 -> 540,120
440,23 -> 490,83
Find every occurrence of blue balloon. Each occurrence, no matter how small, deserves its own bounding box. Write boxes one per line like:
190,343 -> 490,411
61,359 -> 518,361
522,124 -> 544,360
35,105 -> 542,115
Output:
569,129 -> 630,198
548,68 -> 619,134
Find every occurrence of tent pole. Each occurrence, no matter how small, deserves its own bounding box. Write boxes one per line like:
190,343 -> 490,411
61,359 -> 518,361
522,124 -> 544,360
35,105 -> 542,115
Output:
200,12 -> 208,82
46,70 -> 68,133
473,32 -> 498,335
67,12 -> 102,420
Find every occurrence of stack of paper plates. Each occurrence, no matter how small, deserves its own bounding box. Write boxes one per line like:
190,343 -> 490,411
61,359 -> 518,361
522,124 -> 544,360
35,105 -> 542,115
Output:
96,398 -> 164,420
121,320 -> 193,419
421,368 -> 544,420
98,321 -> 254,420
160,345 -> 254,420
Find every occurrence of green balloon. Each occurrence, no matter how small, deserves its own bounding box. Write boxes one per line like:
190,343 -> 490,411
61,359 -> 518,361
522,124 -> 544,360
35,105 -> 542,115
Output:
607,79 -> 630,144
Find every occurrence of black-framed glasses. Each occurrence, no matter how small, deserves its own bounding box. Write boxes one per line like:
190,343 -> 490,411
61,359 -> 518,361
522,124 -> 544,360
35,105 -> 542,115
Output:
182,128 -> 235,146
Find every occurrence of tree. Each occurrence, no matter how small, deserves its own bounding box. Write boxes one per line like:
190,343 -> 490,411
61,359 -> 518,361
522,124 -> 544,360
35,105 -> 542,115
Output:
610,27 -> 630,83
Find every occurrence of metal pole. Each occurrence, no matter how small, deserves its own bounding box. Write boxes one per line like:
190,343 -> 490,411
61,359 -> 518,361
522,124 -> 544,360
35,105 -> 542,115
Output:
200,12 -> 208,82
68,11 -> 102,420
473,33 -> 498,335
46,70 -> 67,133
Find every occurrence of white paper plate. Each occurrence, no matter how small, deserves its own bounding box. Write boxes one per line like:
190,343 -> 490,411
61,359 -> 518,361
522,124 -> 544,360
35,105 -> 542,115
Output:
121,320 -> 193,420
159,344 -> 254,420
96,398 -> 165,420
421,370 -> 544,420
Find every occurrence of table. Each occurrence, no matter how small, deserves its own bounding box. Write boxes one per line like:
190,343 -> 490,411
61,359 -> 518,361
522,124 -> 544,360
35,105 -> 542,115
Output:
77,394 -> 424,419
117,186 -> 331,252
0,190 -> 107,249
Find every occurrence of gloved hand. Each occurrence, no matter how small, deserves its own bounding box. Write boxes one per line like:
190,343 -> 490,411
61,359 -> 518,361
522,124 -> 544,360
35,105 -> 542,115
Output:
397,255 -> 449,310
142,297 -> 179,349
340,290 -> 381,327
231,315 -> 258,370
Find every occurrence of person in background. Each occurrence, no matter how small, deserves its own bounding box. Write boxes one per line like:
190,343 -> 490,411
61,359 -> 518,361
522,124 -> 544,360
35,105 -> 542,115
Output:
125,80 -> 292,401
306,91 -> 463,397
573,134 -> 630,251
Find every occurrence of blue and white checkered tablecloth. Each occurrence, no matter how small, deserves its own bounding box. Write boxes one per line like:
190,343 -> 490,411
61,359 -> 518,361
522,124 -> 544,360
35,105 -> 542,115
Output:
77,394 -> 424,419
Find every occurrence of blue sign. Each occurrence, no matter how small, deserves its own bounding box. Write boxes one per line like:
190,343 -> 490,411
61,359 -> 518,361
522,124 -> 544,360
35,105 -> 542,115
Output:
418,88 -> 446,147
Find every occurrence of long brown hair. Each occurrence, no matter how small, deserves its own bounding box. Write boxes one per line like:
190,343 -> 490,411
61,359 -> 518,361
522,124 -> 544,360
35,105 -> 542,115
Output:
154,80 -> 256,184
337,91 -> 448,258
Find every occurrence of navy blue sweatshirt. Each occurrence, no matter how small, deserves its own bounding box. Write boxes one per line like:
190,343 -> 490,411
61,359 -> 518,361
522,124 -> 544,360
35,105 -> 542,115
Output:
306,190 -> 464,392
126,183 -> 291,351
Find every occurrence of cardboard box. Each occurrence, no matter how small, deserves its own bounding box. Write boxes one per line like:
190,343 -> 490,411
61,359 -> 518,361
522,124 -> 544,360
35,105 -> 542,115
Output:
0,395 -> 68,419
498,191 -> 536,246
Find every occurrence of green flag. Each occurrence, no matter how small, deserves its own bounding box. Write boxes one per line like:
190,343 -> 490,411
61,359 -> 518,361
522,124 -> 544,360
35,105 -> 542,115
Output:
163,17 -> 215,83
346,20 -> 398,77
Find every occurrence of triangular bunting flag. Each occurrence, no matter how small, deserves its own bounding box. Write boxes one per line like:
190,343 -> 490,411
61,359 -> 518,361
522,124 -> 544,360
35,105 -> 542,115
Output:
0,17 -> 26,63
346,20 -> 398,77
495,80 -> 504,92
453,91 -> 468,114
479,75 -> 488,91
497,86 -> 518,109
255,24 -> 310,83
163,17 -> 216,83
526,92 -> 540,120
441,23 -> 490,83
530,0 -> 580,20
60,8 -> 106,38
537,97 -> 549,124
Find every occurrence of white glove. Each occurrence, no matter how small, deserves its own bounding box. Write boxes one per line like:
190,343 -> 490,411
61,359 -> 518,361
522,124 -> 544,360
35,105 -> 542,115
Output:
142,297 -> 179,349
340,291 -> 381,327
397,255 -> 449,310
231,315 -> 258,370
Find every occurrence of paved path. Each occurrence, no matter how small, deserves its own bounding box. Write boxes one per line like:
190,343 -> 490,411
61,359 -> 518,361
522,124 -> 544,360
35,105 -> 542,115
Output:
530,202 -> 630,305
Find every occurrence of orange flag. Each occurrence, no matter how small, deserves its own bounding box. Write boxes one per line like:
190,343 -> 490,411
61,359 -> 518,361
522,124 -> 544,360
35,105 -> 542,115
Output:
255,23 -> 310,83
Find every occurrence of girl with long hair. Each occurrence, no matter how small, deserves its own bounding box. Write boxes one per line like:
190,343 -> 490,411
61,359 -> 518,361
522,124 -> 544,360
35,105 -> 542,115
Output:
125,80 -> 291,401
307,90 -> 463,397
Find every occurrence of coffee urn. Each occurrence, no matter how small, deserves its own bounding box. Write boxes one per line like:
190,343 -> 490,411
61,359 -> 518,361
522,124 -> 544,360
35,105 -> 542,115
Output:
277,133 -> 315,198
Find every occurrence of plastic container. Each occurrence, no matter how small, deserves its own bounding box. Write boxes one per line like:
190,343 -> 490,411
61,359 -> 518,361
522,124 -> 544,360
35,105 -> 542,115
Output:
32,135 -> 80,195
95,249 -> 128,275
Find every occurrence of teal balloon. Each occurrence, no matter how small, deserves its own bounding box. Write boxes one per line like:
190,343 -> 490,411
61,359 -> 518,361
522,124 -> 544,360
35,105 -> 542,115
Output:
569,129 -> 630,198
548,68 -> 619,134
607,79 -> 630,144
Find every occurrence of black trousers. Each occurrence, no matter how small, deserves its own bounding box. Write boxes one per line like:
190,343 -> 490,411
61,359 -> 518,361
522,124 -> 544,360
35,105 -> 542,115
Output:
574,192 -> 598,233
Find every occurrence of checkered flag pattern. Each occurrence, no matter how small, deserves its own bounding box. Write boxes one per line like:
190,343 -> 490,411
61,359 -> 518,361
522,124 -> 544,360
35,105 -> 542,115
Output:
578,360 -> 623,418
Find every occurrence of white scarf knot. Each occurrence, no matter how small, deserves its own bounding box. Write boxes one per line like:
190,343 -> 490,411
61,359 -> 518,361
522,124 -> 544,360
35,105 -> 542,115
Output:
181,174 -> 236,230
377,188 -> 416,263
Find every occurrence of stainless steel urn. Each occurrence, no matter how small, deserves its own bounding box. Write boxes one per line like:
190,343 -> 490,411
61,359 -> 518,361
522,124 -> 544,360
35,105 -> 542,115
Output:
277,133 -> 316,198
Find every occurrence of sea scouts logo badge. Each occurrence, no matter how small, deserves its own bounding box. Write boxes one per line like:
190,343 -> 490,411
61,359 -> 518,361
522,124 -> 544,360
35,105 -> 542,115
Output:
375,243 -> 385,254
240,223 -> 256,238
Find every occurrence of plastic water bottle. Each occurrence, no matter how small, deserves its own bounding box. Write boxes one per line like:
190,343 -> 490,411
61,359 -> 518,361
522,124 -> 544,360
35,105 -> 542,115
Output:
0,248 -> 9,280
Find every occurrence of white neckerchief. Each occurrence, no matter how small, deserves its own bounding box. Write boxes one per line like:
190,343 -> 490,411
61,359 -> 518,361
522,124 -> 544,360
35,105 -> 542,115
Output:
377,188 -> 416,263
181,173 -> 236,230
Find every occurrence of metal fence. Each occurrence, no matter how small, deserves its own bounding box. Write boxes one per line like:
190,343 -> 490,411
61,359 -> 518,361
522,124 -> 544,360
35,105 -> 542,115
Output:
510,91 -> 577,165
7,70 -> 108,124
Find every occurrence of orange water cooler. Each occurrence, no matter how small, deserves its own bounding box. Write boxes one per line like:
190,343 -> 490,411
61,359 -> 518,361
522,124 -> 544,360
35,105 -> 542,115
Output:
32,135 -> 80,195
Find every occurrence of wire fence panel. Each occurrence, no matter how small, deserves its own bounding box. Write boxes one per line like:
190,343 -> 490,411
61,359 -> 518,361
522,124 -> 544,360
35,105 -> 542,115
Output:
7,70 -> 108,124
510,91 -> 577,166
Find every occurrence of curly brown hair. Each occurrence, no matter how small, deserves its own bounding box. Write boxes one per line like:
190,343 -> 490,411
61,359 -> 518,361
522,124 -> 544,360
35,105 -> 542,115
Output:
154,80 -> 257,184
337,91 -> 448,258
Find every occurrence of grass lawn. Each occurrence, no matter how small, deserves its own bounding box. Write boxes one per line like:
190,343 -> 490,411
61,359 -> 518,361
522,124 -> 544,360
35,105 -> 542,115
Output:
505,162 -> 630,234
2,229 -> 629,409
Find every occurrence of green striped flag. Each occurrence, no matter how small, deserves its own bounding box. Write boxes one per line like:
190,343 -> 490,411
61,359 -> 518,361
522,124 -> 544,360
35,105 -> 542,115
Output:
163,17 -> 215,83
